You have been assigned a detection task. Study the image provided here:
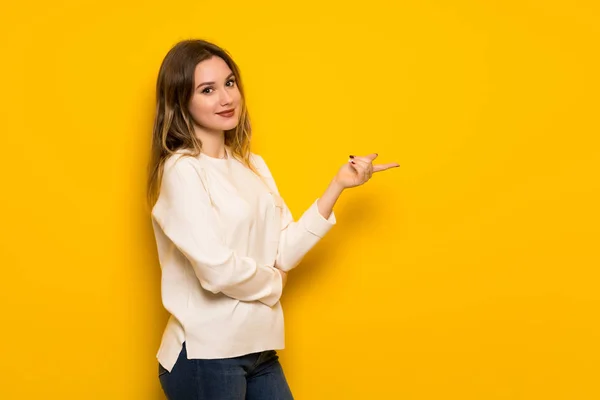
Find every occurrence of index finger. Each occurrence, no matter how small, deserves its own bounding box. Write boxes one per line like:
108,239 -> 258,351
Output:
373,163 -> 400,172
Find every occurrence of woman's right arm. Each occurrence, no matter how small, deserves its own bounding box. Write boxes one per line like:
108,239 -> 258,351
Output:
152,156 -> 284,307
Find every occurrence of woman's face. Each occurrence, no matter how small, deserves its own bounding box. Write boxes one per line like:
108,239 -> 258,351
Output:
188,56 -> 242,134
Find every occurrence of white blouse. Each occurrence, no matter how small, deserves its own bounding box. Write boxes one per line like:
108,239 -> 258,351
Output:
151,146 -> 337,372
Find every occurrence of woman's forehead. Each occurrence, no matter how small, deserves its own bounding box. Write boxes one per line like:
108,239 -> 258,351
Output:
194,57 -> 233,81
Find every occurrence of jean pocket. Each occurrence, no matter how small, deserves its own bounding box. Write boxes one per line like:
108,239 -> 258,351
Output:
260,350 -> 279,365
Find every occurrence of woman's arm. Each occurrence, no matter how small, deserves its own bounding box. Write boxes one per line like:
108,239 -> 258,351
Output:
152,156 -> 284,307
255,153 -> 398,272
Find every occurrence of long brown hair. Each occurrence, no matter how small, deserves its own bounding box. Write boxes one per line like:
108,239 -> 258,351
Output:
147,39 -> 258,208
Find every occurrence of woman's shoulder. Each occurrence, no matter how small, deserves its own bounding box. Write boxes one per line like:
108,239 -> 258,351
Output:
248,151 -> 263,164
249,151 -> 272,168
163,149 -> 201,174
250,152 -> 275,176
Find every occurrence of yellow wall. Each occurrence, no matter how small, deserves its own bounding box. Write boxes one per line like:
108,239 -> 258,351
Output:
1,0 -> 599,398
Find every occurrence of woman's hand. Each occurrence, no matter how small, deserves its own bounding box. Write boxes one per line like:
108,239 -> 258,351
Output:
333,153 -> 399,189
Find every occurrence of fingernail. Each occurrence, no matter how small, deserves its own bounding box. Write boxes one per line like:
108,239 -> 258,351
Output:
351,160 -> 355,164
349,155 -> 355,158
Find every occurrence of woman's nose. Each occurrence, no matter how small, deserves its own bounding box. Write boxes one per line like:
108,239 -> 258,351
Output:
220,89 -> 232,105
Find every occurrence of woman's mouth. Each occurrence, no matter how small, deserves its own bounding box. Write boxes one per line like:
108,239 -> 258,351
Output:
216,109 -> 235,118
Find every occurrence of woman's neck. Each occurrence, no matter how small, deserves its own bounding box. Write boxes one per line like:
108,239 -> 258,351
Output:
194,128 -> 226,159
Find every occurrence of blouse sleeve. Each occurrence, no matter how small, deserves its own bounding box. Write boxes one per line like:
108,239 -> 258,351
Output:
152,155 -> 283,307
254,155 -> 337,272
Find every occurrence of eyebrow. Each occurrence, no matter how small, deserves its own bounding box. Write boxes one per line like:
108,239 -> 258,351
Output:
196,73 -> 235,90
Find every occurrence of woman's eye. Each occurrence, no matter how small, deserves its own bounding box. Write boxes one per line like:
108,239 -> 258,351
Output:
226,79 -> 236,87
202,87 -> 213,94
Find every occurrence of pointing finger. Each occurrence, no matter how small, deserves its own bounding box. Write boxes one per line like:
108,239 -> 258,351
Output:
373,163 -> 400,172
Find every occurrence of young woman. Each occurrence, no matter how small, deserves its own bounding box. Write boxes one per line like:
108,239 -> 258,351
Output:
147,39 -> 399,399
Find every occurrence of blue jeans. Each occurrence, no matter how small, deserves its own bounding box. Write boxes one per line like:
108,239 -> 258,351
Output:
158,342 -> 294,399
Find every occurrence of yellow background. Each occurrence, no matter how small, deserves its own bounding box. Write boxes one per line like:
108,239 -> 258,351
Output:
1,0 -> 599,398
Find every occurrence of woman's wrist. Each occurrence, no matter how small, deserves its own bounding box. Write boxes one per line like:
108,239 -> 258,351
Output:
317,179 -> 345,219
330,177 -> 346,193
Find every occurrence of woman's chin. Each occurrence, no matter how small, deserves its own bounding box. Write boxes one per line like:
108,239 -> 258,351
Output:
215,120 -> 240,132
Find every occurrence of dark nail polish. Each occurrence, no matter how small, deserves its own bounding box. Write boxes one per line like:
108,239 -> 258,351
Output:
349,155 -> 355,158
